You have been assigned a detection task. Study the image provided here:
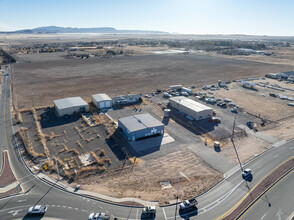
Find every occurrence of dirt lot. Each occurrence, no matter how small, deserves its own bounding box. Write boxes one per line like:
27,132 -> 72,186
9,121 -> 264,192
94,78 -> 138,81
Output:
19,108 -> 128,178
11,52 -> 293,110
68,149 -> 222,204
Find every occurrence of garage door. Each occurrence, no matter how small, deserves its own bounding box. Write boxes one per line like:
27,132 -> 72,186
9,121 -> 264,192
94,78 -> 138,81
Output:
99,102 -> 105,108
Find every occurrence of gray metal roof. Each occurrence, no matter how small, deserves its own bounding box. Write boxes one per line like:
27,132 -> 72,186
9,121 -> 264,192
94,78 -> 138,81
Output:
112,94 -> 141,102
53,97 -> 88,110
170,96 -> 212,112
92,93 -> 112,102
119,113 -> 164,132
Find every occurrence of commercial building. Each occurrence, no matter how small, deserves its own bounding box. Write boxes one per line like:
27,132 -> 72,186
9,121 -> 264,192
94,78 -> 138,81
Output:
118,114 -> 164,141
92,93 -> 112,110
169,96 -> 213,120
53,97 -> 89,117
112,94 -> 141,106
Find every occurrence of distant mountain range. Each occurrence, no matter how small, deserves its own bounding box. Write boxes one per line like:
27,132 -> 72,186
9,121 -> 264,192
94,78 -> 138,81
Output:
0,26 -> 167,34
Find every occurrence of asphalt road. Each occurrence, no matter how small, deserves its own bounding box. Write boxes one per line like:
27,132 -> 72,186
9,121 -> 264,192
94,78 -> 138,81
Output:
240,169 -> 294,220
0,64 -> 293,220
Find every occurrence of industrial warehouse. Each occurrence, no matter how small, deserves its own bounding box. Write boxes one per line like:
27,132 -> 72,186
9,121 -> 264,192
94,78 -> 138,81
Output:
92,93 -> 112,110
169,96 -> 213,120
53,97 -> 89,117
118,113 -> 164,141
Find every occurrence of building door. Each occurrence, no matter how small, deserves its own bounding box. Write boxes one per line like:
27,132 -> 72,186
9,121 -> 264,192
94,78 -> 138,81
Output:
100,102 -> 105,109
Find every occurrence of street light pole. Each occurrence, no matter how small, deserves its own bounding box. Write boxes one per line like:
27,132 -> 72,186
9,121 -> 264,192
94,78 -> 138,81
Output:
174,172 -> 180,220
231,116 -> 243,172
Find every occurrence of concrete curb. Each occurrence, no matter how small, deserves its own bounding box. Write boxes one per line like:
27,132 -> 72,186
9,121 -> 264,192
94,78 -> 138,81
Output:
287,211 -> 294,220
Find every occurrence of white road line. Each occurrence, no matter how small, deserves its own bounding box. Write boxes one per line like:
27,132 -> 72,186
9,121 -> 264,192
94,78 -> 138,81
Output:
261,213 -> 267,219
57,205 -> 60,207
162,207 -> 167,220
75,208 -> 79,210
62,206 -> 67,208
16,199 -> 27,203
136,208 -> 138,220
20,177 -> 36,185
68,207 -> 72,209
274,155 -> 279,158
289,147 -> 294,150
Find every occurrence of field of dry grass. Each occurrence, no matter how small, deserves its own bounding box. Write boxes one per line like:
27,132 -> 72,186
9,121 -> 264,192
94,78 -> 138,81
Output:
11,51 -> 293,110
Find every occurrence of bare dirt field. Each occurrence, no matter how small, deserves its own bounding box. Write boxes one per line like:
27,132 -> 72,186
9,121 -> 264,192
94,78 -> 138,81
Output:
64,149 -> 222,204
12,52 -> 293,110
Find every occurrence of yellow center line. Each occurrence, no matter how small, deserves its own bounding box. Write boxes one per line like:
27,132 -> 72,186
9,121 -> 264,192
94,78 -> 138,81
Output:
217,155 -> 294,220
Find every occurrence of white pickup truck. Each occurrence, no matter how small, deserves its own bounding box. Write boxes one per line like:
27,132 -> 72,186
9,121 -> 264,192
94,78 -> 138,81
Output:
142,206 -> 156,218
179,198 -> 198,210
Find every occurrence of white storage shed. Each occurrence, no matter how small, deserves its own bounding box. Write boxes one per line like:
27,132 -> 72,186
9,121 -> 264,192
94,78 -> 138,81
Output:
92,93 -> 112,109
169,96 -> 213,120
53,97 -> 89,117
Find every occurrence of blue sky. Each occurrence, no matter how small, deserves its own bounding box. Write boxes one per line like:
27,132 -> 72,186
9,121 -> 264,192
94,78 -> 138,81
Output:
0,0 -> 293,36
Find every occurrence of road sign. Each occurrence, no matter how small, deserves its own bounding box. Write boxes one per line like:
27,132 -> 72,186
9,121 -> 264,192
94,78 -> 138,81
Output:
43,164 -> 48,170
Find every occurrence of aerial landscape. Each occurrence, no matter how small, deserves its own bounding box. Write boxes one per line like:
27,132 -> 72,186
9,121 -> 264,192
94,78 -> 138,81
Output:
0,1 -> 294,220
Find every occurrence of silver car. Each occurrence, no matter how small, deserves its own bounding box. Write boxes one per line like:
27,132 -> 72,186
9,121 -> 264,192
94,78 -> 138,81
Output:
28,205 -> 47,215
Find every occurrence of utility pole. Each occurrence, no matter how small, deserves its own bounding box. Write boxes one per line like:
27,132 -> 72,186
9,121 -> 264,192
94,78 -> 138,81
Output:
31,91 -> 34,108
231,116 -> 243,172
174,172 -> 180,220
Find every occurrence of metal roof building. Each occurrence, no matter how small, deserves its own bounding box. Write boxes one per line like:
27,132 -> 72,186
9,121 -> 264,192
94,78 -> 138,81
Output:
92,93 -> 112,110
118,114 -> 164,141
53,97 -> 89,117
112,94 -> 141,106
169,96 -> 213,120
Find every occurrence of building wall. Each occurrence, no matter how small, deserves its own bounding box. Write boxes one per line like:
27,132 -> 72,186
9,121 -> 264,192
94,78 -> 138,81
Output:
92,97 -> 112,109
169,98 -> 212,120
55,104 -> 89,117
118,120 -> 164,141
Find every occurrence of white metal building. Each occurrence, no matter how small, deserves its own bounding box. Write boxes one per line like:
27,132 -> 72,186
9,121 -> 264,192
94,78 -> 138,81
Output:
118,114 -> 164,141
53,97 -> 89,117
92,93 -> 112,109
169,96 -> 213,120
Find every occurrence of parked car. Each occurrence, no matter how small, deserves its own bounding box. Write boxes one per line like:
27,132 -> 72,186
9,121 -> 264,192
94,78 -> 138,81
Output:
217,102 -> 227,107
209,117 -> 221,123
88,212 -> 110,220
288,103 -> 294,106
246,121 -> 256,129
231,107 -> 238,113
28,205 -> 47,215
269,93 -> 277,98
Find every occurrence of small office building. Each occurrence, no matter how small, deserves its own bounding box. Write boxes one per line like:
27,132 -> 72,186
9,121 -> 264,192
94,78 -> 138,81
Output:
118,114 -> 164,141
92,93 -> 112,109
